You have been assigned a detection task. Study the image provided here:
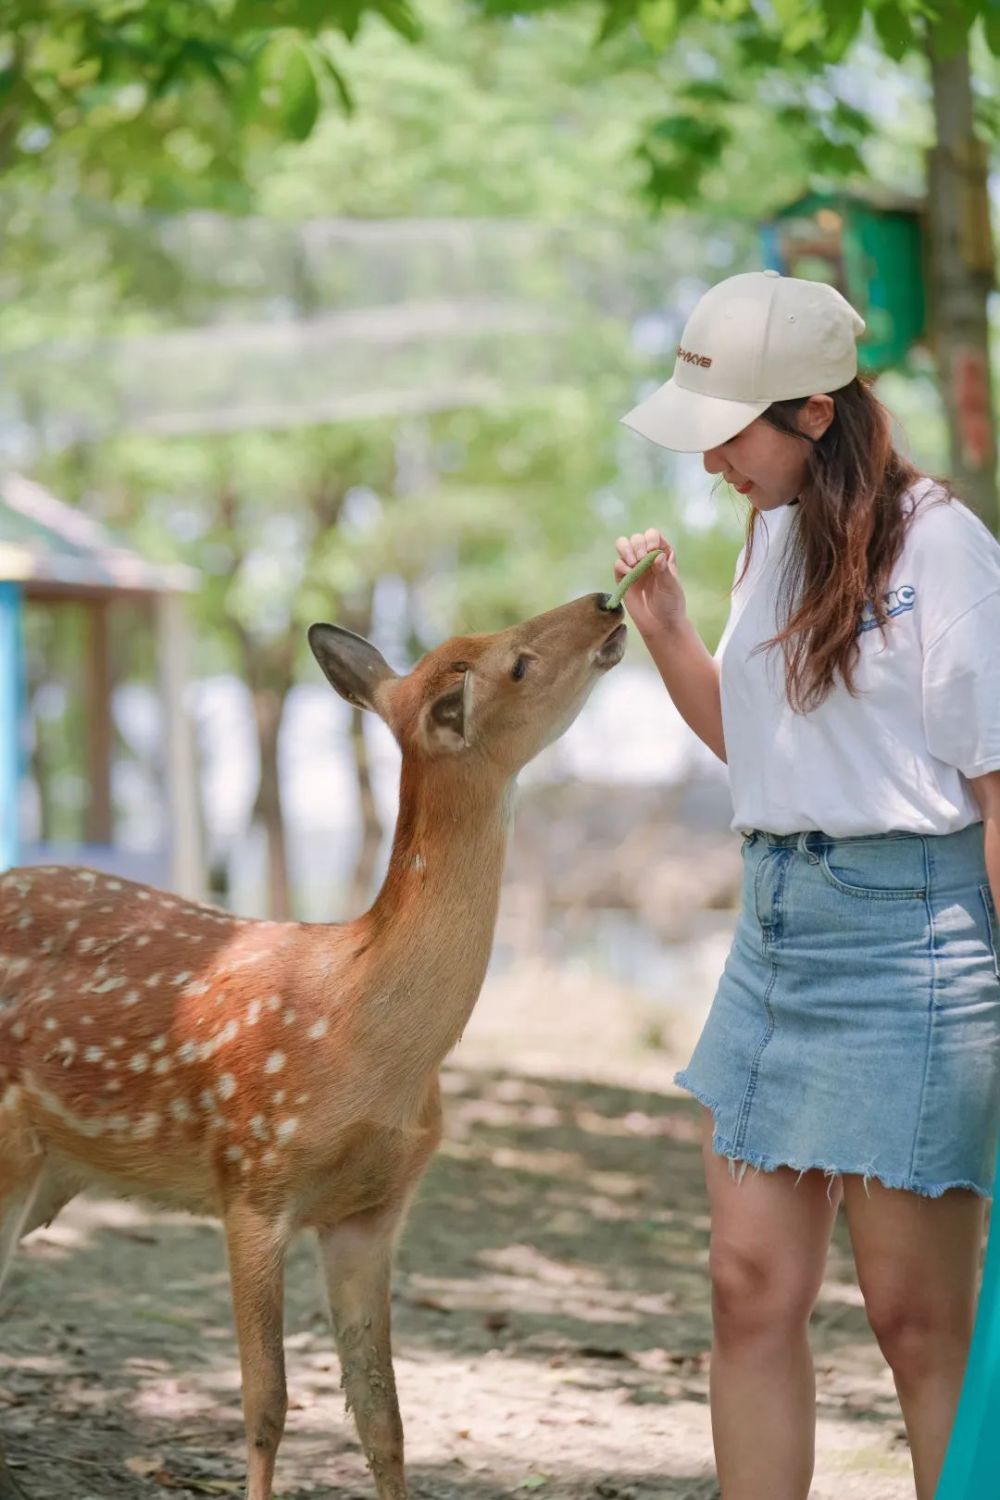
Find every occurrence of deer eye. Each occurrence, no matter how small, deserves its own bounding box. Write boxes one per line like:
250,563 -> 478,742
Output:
450,661 -> 470,674
511,655 -> 529,682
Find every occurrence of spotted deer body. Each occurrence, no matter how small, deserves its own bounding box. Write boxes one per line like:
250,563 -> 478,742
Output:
0,592 -> 626,1500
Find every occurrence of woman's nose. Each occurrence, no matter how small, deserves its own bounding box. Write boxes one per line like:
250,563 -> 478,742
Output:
702,445 -> 725,475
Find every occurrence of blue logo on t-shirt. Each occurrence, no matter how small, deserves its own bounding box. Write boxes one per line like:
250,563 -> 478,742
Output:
858,585 -> 916,634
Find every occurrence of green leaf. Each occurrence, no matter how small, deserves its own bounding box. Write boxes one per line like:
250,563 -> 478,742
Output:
315,42 -> 354,112
680,78 -> 734,103
593,0 -> 638,45
371,0 -> 423,42
984,3 -> 1000,55
636,0 -> 679,50
279,40 -> 320,140
872,2 -> 915,59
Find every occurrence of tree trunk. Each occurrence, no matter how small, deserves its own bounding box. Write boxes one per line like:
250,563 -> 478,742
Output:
925,31 -> 998,532
345,702 -> 383,917
251,684 -> 292,921
341,590 -> 384,918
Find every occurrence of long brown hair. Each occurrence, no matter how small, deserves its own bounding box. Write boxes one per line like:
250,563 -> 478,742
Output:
737,376 -> 940,713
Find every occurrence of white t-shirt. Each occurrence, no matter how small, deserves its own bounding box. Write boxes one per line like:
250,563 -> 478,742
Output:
716,480 -> 1000,837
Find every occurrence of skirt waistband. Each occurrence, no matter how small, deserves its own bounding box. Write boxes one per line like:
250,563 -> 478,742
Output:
744,824 -> 983,851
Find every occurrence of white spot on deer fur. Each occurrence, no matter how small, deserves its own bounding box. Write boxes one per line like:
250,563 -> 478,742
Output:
169,1098 -> 192,1123
103,1059 -> 118,1071
145,973 -> 162,989
78,938 -> 97,953
129,1054 -> 149,1073
150,1036 -> 167,1052
153,1057 -> 171,1076
66,919 -> 80,933
199,1088 -> 215,1111
249,1114 -> 269,1140
246,999 -> 262,1026
84,1046 -> 104,1064
134,1112 -> 161,1139
295,1092 -> 310,1105
110,1036 -> 125,1050
272,1090 -> 286,1105
105,880 -> 122,891
264,1051 -> 286,1075
44,1018 -> 57,1032
108,1114 -> 131,1135
266,995 -> 281,1013
2,1085 -> 21,1111
136,934 -> 150,947
308,1017 -> 329,1040
282,1009 -> 296,1026
90,976 -> 126,994
178,1041 -> 198,1064
184,979 -> 210,997
262,1148 -> 277,1165
11,1021 -> 26,1041
217,1073 -> 236,1100
138,890 -> 151,900
81,1015 -> 94,1025
16,913 -> 31,930
56,1037 -> 77,1060
217,1020 -> 238,1046
171,971 -> 193,987
105,1079 -> 122,1093
225,1145 -> 245,1164
120,988 -> 141,1007
275,1117 -> 299,1144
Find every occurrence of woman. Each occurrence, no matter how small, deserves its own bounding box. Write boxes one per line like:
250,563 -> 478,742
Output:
614,269 -> 1000,1500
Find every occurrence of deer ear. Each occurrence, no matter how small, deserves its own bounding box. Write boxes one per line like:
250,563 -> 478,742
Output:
308,624 -> 398,714
421,674 -> 472,754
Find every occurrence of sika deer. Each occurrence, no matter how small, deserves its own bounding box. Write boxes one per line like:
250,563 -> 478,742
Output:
0,591 -> 627,1500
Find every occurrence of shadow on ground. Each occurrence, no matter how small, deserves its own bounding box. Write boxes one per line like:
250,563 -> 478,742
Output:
0,1065 -> 900,1499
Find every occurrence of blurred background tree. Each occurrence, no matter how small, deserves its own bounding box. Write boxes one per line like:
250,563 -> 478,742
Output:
1,0 -> 997,918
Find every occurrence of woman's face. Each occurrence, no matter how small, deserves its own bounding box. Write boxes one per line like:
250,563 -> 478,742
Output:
702,395 -> 834,511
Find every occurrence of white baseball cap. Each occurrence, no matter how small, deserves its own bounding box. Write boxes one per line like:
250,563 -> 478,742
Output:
621,270 -> 866,454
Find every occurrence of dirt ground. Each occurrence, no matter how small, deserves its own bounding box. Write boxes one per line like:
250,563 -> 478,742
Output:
1,949 -> 918,1500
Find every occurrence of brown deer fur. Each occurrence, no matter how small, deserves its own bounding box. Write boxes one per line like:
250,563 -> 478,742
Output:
0,592 -> 626,1500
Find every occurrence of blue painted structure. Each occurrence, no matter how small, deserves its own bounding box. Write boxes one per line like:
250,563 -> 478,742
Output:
0,581 -> 24,870
0,471 -> 199,890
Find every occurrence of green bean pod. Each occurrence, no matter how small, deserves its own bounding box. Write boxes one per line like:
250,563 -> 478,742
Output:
604,547 -> 663,611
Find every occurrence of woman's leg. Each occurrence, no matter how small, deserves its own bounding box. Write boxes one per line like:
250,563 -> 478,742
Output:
842,1177 -> 986,1500
700,1108 -> 842,1500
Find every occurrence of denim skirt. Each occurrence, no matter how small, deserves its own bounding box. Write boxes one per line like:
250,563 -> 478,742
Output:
674,823 -> 1000,1198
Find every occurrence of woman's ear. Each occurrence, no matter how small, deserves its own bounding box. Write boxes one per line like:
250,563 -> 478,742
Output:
800,394 -> 835,441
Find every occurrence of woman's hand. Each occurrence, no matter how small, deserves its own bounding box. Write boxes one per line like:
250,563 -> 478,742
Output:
613,530 -> 687,638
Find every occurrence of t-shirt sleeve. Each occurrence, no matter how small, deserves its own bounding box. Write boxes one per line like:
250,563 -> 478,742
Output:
922,589 -> 1000,778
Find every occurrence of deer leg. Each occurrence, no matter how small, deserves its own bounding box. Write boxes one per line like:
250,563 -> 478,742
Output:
0,1163 -> 47,1500
317,1207 -> 407,1500
223,1203 -> 289,1500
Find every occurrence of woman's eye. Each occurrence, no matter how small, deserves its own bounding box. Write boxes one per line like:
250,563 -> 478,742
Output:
511,656 -> 529,682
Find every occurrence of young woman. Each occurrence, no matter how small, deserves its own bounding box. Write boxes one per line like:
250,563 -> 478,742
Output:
613,270 -> 1000,1500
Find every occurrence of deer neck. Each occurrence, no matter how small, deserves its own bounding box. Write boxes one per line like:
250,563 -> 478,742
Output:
355,757 -> 514,1070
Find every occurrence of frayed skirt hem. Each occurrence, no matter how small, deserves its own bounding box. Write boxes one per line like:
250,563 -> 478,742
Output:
674,1070 -> 993,1202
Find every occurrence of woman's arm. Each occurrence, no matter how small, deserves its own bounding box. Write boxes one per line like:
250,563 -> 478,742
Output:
969,769 -> 1000,916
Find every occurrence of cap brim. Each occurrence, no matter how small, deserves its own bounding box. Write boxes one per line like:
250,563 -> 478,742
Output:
621,378 -> 770,454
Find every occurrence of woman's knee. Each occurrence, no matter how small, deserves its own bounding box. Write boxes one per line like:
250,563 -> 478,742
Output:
709,1235 -> 818,1343
863,1289 -> 975,1379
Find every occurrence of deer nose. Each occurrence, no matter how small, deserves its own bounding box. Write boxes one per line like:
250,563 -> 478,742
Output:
593,590 -> 624,616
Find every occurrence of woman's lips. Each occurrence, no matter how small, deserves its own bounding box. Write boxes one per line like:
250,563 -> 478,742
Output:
733,479 -> 753,495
